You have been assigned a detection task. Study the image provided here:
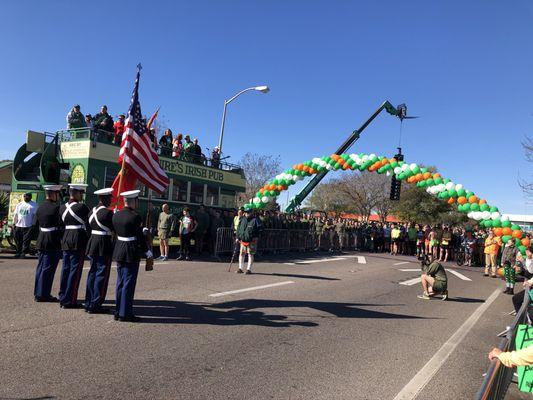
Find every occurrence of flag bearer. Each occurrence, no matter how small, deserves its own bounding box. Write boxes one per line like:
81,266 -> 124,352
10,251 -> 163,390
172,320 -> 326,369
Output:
58,183 -> 90,309
84,188 -> 115,313
112,190 -> 152,322
34,185 -> 63,302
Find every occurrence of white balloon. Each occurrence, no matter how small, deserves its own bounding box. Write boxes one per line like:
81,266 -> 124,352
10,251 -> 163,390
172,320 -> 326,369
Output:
394,167 -> 402,174
325,164 -> 333,170
386,171 -> 391,177
401,164 -> 409,171
312,157 -> 322,164
253,197 -> 261,204
455,184 -> 463,191
481,211 -> 491,220
261,196 -> 270,204
467,212 -> 474,219
410,163 -> 417,170
501,215 -> 510,222
362,155 -> 369,162
474,212 -> 483,221
445,182 -> 454,190
369,153 -> 377,160
490,212 -> 501,220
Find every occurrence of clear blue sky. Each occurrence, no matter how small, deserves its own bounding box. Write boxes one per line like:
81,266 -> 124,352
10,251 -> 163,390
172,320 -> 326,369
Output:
0,1 -> 532,214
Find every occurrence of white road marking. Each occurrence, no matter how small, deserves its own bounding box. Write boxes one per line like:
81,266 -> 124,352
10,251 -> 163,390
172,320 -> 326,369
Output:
446,269 -> 472,281
284,257 -> 346,265
394,261 -> 411,266
399,277 -> 422,286
392,289 -> 500,400
209,281 -> 295,297
356,256 -> 367,264
399,269 -> 421,272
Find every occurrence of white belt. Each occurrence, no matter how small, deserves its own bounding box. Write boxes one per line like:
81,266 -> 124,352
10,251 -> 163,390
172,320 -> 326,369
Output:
40,227 -> 58,232
117,236 -> 136,242
65,225 -> 84,230
91,230 -> 111,236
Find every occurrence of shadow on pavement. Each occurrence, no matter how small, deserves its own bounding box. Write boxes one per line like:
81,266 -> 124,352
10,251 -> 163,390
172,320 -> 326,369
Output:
250,272 -> 340,281
445,297 -> 485,303
114,298 -> 430,327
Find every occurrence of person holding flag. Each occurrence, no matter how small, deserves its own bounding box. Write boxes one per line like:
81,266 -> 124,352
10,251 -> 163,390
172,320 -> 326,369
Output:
84,188 -> 115,314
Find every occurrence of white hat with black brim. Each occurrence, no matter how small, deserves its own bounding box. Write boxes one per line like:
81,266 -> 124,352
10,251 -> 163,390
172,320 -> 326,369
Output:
94,188 -> 114,196
68,183 -> 88,191
43,184 -> 63,192
120,190 -> 141,199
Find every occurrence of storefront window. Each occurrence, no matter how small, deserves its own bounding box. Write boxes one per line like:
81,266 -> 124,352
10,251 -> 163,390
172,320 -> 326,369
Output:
172,178 -> 188,202
156,184 -> 169,200
190,182 -> 204,204
206,185 -> 219,206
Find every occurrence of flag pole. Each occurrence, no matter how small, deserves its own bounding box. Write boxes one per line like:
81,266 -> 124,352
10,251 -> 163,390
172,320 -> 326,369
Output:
145,188 -> 154,271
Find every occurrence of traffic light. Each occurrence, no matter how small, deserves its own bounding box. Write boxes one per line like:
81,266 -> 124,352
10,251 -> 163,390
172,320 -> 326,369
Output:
389,150 -> 404,201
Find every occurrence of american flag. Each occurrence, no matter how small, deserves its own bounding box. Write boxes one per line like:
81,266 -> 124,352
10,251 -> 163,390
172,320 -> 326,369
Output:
117,68 -> 169,193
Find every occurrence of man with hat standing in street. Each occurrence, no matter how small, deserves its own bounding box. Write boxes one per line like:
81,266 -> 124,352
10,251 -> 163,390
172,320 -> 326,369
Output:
236,208 -> 262,274
58,183 -> 90,309
112,190 -> 153,322
34,185 -> 63,302
84,188 -> 115,313
13,192 -> 37,258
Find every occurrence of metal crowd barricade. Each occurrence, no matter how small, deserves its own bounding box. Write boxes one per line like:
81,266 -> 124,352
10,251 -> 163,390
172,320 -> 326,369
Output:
476,287 -> 531,400
214,227 -> 235,258
258,229 -> 290,253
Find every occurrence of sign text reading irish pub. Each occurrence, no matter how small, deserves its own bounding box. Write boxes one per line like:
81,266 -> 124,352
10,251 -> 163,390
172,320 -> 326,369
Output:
159,159 -> 224,182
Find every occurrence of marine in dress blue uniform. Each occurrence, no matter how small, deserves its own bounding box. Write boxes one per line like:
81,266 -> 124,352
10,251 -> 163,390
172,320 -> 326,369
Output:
58,183 -> 90,309
84,188 -> 115,314
34,185 -> 63,302
112,190 -> 152,322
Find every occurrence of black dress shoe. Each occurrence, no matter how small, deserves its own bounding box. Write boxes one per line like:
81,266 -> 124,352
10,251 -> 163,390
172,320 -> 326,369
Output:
35,296 -> 59,303
60,303 -> 83,309
119,315 -> 141,322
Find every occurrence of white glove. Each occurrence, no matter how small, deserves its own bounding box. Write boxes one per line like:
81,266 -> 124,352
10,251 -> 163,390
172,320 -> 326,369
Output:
145,250 -> 153,259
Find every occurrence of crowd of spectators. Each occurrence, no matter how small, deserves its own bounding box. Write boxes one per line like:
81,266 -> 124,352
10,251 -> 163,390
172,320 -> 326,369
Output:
66,104 -> 222,168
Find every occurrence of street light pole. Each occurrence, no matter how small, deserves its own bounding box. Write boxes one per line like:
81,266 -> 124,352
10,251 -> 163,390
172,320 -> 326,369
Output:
217,86 -> 269,154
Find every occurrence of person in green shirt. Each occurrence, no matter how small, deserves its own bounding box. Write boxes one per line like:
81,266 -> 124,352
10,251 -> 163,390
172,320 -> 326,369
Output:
418,255 -> 448,300
407,223 -> 417,256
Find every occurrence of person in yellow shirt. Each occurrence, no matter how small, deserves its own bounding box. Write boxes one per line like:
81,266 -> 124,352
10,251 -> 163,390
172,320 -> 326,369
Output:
391,225 -> 401,255
484,232 -> 502,278
489,345 -> 533,368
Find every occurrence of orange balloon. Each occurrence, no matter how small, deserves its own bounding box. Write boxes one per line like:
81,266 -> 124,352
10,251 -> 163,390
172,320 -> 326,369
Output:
522,238 -> 531,247
497,267 -> 504,278
457,196 -> 467,205
309,168 -> 317,174
259,188 -> 265,195
479,199 -> 487,205
302,166 -> 309,173
281,185 -> 288,190
447,197 -> 455,204
292,165 -> 299,170
493,228 -> 503,236
468,195 -> 478,204
433,173 -> 441,178
423,172 -> 431,179
331,154 -> 339,161
269,184 -> 276,191
276,185 -> 284,192
512,230 -> 523,239
502,227 -> 512,236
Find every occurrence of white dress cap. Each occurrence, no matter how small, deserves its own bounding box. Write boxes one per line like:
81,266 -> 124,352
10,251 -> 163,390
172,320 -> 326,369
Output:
120,189 -> 141,199
43,184 -> 63,191
68,183 -> 88,191
94,188 -> 114,196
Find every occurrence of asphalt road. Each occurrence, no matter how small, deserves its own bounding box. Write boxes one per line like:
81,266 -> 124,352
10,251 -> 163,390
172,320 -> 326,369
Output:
0,251 -> 517,400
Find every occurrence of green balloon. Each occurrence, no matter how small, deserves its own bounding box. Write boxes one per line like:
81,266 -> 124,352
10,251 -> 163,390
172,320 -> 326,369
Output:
457,188 -> 466,196
515,238 -> 522,247
492,219 -> 501,227
484,220 -> 493,228
447,189 -> 457,197
333,162 -> 340,169
426,179 -> 435,186
479,204 -> 489,212
470,203 -> 480,211
443,178 -> 450,184
440,191 -> 449,199
489,206 -> 499,213
511,224 -> 520,231
502,220 -> 511,228
412,166 -> 420,174
463,203 -> 471,212
501,235 -> 512,243
434,177 -> 443,185
518,245 -> 527,255
465,191 -> 474,198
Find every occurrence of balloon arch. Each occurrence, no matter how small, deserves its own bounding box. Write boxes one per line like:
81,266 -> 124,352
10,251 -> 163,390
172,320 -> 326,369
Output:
244,152 -> 530,256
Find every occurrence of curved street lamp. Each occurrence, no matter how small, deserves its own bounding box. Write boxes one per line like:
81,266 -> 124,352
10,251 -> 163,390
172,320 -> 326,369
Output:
217,85 -> 270,154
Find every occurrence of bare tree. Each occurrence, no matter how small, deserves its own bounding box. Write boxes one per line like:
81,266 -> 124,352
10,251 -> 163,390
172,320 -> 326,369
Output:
520,135 -> 533,198
305,182 -> 349,214
238,152 -> 282,206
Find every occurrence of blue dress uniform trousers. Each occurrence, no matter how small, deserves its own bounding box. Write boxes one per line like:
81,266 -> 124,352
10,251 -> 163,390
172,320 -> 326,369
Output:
59,250 -> 85,306
85,255 -> 112,310
34,250 -> 61,298
115,262 -> 139,318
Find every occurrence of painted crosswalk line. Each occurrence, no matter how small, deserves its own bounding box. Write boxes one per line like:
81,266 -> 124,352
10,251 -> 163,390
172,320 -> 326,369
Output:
446,269 -> 472,281
209,281 -> 295,297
